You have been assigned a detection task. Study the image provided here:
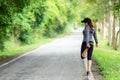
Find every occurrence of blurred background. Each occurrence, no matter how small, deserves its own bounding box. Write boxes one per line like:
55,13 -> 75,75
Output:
0,0 -> 120,79
0,0 -> 120,50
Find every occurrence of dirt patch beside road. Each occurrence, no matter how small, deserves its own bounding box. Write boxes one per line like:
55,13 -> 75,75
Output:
92,59 -> 104,80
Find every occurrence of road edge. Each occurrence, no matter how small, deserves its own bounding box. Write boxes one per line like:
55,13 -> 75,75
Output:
0,50 -> 33,68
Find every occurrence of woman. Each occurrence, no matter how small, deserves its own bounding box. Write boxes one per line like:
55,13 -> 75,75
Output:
81,18 -> 98,76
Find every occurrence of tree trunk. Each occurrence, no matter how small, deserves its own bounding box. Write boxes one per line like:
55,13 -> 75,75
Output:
112,15 -> 116,48
101,15 -> 106,39
101,20 -> 105,39
114,8 -> 120,49
119,18 -> 120,48
108,11 -> 113,45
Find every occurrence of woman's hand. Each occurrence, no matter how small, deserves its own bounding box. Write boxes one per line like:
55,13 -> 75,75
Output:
86,43 -> 91,48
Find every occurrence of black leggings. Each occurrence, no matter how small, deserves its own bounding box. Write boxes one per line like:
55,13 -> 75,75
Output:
81,42 -> 94,60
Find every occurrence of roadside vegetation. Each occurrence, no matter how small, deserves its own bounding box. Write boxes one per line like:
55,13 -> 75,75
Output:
0,0 -> 79,57
93,37 -> 120,80
0,0 -> 120,79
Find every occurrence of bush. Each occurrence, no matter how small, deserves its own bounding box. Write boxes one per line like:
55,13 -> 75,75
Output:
0,0 -> 81,50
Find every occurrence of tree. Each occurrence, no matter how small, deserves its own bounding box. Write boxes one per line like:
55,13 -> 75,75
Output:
0,0 -> 83,50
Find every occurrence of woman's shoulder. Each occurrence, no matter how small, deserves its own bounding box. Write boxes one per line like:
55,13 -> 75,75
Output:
85,26 -> 91,30
85,26 -> 96,33
85,26 -> 89,28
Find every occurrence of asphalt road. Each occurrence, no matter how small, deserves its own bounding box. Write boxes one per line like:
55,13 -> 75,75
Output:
0,29 -> 88,80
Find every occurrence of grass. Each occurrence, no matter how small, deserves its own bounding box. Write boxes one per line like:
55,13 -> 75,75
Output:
93,38 -> 120,80
0,38 -> 53,57
0,27 -> 72,57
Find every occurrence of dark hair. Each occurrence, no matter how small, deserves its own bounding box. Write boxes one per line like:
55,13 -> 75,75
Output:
88,22 -> 94,31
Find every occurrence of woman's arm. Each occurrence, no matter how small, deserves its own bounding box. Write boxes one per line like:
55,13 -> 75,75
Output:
93,29 -> 98,47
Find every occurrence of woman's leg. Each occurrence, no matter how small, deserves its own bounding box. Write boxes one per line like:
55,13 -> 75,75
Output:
87,45 -> 93,74
81,42 -> 86,59
87,60 -> 92,72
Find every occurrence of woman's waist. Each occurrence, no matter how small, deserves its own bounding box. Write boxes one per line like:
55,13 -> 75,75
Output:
82,40 -> 93,43
82,40 -> 94,45
83,38 -> 93,42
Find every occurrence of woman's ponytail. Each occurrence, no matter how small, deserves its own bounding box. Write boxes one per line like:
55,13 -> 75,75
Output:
88,22 -> 94,31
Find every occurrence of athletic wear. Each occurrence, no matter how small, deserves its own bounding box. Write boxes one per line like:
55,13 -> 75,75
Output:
81,26 -> 98,60
81,42 -> 93,60
83,26 -> 98,44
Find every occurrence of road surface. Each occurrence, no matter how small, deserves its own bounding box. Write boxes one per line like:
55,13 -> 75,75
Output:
0,29 -> 88,80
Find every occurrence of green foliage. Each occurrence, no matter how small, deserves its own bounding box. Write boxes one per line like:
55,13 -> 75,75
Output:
0,26 -> 8,50
0,0 -> 120,51
113,0 -> 120,17
0,0 -> 32,50
93,39 -> 120,80
92,0 -> 120,20
0,0 -> 80,50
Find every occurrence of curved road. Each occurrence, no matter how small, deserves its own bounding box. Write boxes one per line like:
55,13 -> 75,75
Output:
0,29 -> 88,80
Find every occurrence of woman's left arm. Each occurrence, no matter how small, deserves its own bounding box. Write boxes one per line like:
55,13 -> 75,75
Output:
93,29 -> 98,47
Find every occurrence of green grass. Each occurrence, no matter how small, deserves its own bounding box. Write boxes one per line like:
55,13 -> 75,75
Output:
0,38 -> 53,57
0,28 -> 72,57
93,39 -> 120,80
